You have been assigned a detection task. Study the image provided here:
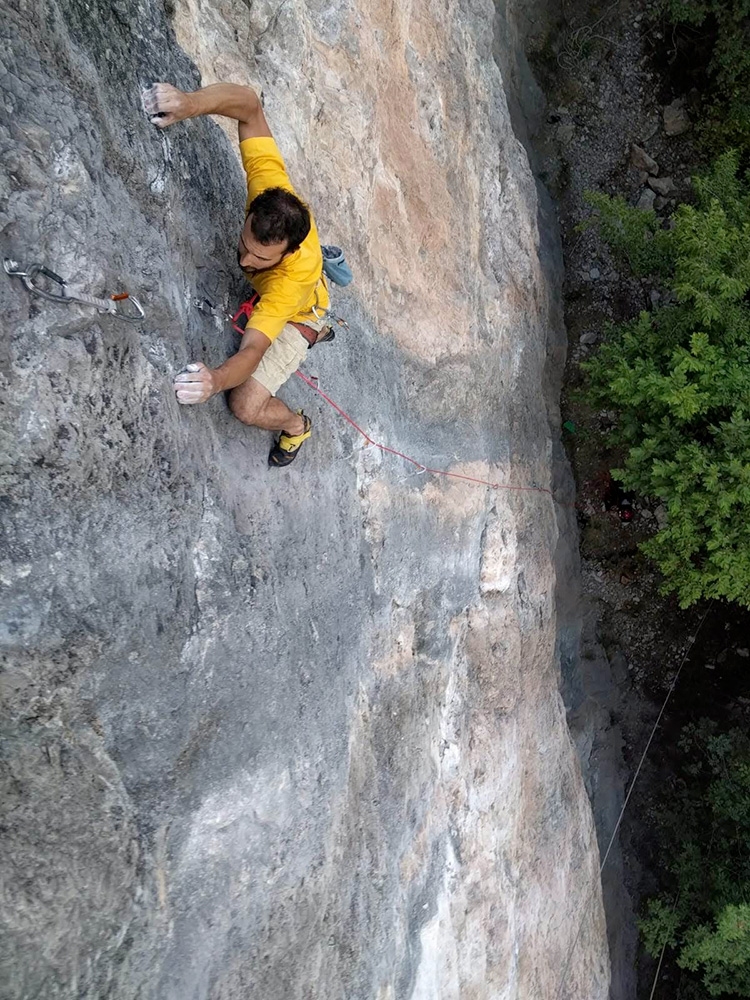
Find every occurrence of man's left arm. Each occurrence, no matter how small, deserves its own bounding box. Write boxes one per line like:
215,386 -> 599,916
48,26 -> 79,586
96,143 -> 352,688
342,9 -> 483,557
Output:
143,82 -> 272,141
173,328 -> 271,404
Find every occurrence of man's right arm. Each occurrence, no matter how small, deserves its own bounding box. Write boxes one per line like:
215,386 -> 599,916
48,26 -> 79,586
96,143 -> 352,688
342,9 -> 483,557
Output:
143,82 -> 272,140
173,328 -> 271,405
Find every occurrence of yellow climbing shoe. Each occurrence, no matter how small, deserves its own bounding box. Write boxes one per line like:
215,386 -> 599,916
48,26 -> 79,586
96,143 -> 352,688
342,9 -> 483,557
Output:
268,411 -> 312,467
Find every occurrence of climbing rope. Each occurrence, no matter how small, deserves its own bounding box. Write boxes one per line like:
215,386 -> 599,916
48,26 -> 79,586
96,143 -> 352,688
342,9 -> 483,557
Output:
294,370 -> 560,502
4,258 -> 144,322
554,604 -> 712,1000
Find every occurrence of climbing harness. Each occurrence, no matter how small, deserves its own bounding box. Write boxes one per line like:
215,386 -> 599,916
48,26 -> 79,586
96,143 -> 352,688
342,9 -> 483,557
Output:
4,259 -> 144,323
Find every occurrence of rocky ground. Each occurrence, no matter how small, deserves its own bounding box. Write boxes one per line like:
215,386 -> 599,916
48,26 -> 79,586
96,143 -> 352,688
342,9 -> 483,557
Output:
521,0 -> 750,996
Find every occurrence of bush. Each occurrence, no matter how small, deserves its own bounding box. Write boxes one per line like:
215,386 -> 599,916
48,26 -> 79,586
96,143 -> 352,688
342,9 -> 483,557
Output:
640,721 -> 750,996
582,152 -> 750,607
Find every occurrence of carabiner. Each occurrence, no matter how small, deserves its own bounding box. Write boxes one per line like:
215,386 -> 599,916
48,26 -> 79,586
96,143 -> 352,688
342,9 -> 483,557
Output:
4,258 -> 144,323
110,295 -> 144,323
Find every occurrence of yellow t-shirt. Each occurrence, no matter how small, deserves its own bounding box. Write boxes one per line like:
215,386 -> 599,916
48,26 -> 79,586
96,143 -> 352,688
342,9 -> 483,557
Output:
239,137 -> 329,342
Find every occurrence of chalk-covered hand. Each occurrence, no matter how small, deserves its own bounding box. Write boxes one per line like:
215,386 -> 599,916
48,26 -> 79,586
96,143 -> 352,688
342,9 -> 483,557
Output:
173,363 -> 219,405
142,83 -> 196,128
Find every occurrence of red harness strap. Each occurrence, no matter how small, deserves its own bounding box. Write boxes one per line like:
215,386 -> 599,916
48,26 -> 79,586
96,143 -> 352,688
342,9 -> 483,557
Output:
230,292 -> 261,335
289,321 -> 319,347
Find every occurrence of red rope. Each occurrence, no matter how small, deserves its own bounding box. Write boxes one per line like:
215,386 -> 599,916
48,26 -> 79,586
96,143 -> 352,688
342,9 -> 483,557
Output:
294,369 -> 559,501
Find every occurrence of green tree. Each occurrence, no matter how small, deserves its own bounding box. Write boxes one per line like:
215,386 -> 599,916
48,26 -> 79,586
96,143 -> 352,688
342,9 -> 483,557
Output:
582,152 -> 750,607
640,722 -> 750,996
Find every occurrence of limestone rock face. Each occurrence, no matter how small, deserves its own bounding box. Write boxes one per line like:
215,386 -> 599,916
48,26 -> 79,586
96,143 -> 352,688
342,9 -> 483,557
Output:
1,0 -> 609,997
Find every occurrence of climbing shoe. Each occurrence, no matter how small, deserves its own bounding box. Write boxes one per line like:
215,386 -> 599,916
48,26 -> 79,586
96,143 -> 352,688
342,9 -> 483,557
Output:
268,411 -> 312,467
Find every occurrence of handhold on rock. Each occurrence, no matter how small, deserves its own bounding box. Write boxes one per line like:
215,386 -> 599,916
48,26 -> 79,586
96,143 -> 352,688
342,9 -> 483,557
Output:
630,144 -> 658,175
663,99 -> 690,136
636,188 -> 656,211
648,175 -> 675,196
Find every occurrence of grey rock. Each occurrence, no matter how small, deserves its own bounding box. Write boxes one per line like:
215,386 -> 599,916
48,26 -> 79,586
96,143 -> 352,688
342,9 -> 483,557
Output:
654,195 -> 669,211
654,504 -> 668,529
0,0 -> 609,996
630,144 -> 658,175
636,187 -> 657,211
649,289 -> 661,306
648,175 -> 675,196
589,266 -> 601,280
580,331 -> 600,345
663,99 -> 690,136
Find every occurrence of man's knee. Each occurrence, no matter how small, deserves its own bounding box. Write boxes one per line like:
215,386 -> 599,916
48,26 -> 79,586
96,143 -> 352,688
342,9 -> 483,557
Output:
228,386 -> 266,425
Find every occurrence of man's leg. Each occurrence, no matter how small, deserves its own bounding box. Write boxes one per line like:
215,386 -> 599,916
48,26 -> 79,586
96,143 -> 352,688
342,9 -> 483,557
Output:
228,377 -> 305,433
228,324 -> 316,466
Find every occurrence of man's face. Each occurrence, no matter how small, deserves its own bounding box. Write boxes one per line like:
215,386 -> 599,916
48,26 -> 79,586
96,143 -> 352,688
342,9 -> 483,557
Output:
238,215 -> 288,271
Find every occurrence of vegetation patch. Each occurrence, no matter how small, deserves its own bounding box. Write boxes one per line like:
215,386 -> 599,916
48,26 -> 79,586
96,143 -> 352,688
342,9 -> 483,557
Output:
640,719 -> 750,997
581,152 -> 750,608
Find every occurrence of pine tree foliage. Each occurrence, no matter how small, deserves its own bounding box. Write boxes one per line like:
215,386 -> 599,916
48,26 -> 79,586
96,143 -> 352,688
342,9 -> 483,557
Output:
640,722 -> 750,996
583,152 -> 750,607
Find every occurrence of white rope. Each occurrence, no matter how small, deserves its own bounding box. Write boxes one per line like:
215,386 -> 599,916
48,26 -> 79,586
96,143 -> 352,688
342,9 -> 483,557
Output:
598,605 -> 711,874
555,604 -> 711,999
647,937 -> 669,1000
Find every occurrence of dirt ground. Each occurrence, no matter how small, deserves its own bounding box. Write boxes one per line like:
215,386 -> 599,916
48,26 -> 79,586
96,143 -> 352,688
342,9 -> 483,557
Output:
522,0 -> 750,995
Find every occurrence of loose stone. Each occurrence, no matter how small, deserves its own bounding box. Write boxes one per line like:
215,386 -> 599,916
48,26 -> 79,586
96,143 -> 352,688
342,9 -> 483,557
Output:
648,175 -> 675,196
663,98 -> 690,136
630,143 -> 659,175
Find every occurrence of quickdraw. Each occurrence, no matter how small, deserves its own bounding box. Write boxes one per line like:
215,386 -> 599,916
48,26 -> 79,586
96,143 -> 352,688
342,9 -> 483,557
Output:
4,259 -> 144,323
194,293 -> 349,334
193,294 -> 260,335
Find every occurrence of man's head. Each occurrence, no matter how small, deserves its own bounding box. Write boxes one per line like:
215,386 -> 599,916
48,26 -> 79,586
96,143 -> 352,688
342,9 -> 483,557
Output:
238,187 -> 311,271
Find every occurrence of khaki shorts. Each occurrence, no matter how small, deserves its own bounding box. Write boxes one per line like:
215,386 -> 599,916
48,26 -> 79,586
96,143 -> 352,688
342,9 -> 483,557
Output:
252,316 -> 328,396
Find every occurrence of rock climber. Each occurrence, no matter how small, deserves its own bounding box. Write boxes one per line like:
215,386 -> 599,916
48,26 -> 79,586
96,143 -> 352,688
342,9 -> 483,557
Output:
143,81 -> 331,467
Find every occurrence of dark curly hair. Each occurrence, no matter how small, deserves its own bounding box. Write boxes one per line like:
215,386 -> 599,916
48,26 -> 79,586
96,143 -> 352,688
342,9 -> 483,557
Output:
247,187 -> 311,254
